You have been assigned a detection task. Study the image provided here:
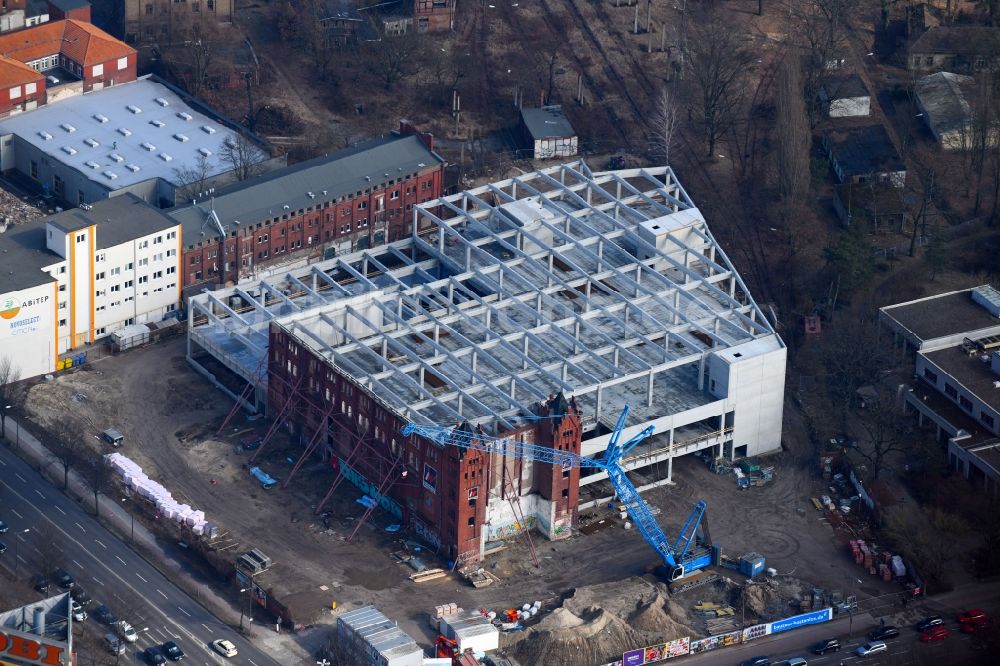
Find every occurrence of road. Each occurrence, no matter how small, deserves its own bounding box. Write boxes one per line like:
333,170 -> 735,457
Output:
0,444 -> 281,666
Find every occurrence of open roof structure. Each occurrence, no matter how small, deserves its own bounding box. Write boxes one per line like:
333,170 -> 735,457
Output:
189,161 -> 779,440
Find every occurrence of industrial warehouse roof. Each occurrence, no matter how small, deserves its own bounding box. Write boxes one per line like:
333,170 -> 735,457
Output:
0,77 -> 244,192
189,162 -> 781,441
0,221 -> 60,293
915,72 -> 974,137
520,106 -> 576,140
46,193 -> 178,250
922,345 -> 1000,413
881,286 -> 1000,345
168,133 -> 443,248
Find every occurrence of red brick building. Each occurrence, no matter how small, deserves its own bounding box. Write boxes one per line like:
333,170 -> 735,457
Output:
47,0 -> 93,22
414,0 -> 454,32
0,18 -> 136,116
266,313 -> 583,562
170,123 -> 446,296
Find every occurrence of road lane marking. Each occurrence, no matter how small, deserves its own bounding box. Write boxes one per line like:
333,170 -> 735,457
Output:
17,554 -> 26,563
95,539 -> 106,549
248,660 -> 259,666
14,473 -> 25,482
93,577 -> 104,586
72,559 -> 83,569
157,589 -> 168,599
0,458 -> 5,465
15,532 -> 26,542
34,489 -> 45,499
115,555 -> 126,565
55,506 -> 66,515
178,607 -> 191,617
10,508 -> 22,519
136,573 -> 148,583
74,522 -> 85,532
201,623 -> 211,632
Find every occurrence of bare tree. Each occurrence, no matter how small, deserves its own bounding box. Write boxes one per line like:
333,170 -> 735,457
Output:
686,9 -> 755,156
850,384 -> 912,482
882,504 -> 968,591
220,135 -> 268,182
172,153 -> 213,204
30,524 -> 63,578
368,26 -> 426,92
46,419 -> 89,490
161,21 -> 220,97
775,54 -> 810,201
647,86 -> 682,165
786,0 -> 858,123
0,355 -> 25,439
83,454 -> 117,518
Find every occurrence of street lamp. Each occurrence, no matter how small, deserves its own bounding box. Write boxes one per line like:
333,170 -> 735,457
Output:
4,405 -> 18,447
239,587 -> 249,632
121,498 -> 133,543
14,528 -> 29,577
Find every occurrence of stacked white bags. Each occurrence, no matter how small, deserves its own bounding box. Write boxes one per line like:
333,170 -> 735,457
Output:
104,452 -> 210,535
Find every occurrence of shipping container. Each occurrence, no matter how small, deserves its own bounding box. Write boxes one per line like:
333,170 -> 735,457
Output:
337,606 -> 423,666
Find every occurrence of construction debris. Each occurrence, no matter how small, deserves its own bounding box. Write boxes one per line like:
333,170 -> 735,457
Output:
410,568 -> 448,583
0,187 -> 45,228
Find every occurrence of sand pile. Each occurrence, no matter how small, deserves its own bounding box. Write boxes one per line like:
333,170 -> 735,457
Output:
506,578 -> 697,666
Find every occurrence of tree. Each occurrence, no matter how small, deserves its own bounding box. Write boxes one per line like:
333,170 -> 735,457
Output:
368,27 -> 426,92
647,86 -> 681,165
820,313 -> 891,416
47,419 -> 88,489
686,9 -> 755,156
851,383 -> 913,482
774,54 -> 810,201
220,134 -> 268,182
0,355 -> 25,440
823,221 -> 874,294
978,0 -> 1000,26
172,153 -> 214,204
83,454 -> 116,518
924,227 -> 946,279
786,0 -> 858,123
882,504 -> 968,591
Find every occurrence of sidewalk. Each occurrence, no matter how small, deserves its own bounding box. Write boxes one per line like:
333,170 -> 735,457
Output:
1,415 -> 326,663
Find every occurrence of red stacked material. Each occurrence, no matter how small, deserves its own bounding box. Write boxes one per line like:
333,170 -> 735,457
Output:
881,564 -> 892,582
869,566 -> 877,576
849,540 -> 862,564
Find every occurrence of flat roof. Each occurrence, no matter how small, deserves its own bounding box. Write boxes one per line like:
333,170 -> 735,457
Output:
189,162 -> 780,435
520,106 -> 575,140
47,193 -> 177,249
824,125 -> 905,176
923,345 -> 1000,413
881,288 -> 1000,343
0,221 -> 60,293
916,72 -> 973,136
0,77 -> 244,192
823,73 -> 868,99
168,133 -> 443,247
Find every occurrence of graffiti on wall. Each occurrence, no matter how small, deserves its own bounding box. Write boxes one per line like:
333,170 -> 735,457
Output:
485,515 -> 538,541
414,518 -> 442,549
338,458 -> 403,519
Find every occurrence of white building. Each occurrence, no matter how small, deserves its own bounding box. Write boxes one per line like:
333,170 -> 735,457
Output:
519,106 -> 578,159
818,73 -> 871,118
0,193 -> 181,379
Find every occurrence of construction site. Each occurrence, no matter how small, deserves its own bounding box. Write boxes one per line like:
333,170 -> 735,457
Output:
15,161 -> 923,665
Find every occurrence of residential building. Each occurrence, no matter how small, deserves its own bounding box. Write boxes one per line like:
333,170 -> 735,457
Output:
832,183 -> 907,232
122,0 -> 233,44
0,0 -> 55,33
414,0 -> 454,33
818,73 -> 870,118
0,193 -> 182,380
168,121 -> 445,295
46,0 -> 90,22
908,26 -> 1000,73
914,71 -> 998,151
187,161 -> 786,563
880,286 -> 1000,495
823,125 -> 906,188
0,76 -> 280,207
518,105 -> 578,159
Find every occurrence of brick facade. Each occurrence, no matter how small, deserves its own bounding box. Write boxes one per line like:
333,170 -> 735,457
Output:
414,0 -> 454,33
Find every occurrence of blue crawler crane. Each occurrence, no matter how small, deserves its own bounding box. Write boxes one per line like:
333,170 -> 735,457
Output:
402,405 -> 716,580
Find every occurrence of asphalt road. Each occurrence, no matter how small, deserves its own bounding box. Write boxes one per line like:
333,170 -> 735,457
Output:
0,444 -> 281,666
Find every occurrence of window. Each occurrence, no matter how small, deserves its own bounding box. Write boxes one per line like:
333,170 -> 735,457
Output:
391,190 -> 400,200
960,395 -> 973,412
145,3 -> 153,14
9,85 -> 20,99
167,230 -> 177,240
982,412 -> 996,428
208,0 -> 214,8
96,305 -> 106,312
110,267 -> 121,276
95,253 -> 106,262
58,284 -> 66,292
59,301 -> 66,309
96,271 -> 105,280
192,1 -> 200,10
166,249 -> 176,257
59,318 -> 66,327
30,160 -> 38,179
166,266 -> 176,274
923,368 -> 937,384
118,56 -> 128,70
138,258 -> 149,267
124,279 -> 133,288
138,240 -> 148,249
126,262 -> 133,270
110,284 -> 120,292
925,56 -> 933,66
76,233 -> 85,243
125,296 -> 133,303
25,82 -> 36,95
153,253 -> 163,262
944,383 -> 958,398
58,266 -> 66,274
154,235 -> 163,244
138,275 -> 148,284
92,63 -> 103,77
153,270 -> 162,279
467,516 -> 475,527
358,201 -> 367,210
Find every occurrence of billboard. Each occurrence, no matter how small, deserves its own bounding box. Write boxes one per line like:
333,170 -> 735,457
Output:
0,626 -> 70,666
770,608 -> 833,634
622,637 -> 690,665
689,630 -> 742,654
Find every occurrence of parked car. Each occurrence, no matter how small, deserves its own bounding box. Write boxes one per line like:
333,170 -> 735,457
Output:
143,646 -> 166,665
784,659 -> 807,666
118,621 -> 139,642
916,616 -> 945,632
869,625 -> 900,641
211,639 -> 238,658
71,600 -> 87,622
239,434 -> 262,451
103,633 -> 125,656
54,569 -> 75,588
0,542 -> 6,554
920,625 -> 949,642
856,641 -> 887,657
94,605 -> 118,625
740,657 -> 769,666
811,638 -> 840,655
70,585 -> 92,606
162,641 -> 185,661
959,609 -> 988,625
32,574 -> 49,593
0,519 -> 8,533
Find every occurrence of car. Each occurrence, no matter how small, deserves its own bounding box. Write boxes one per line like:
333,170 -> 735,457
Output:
211,639 -> 238,658
239,434 -> 262,451
54,570 -> 75,588
162,641 -> 185,661
784,659 -> 807,666
103,633 -> 125,656
94,605 -> 118,625
740,657 -> 769,666
144,647 -> 166,665
118,621 -> 139,642
31,574 -> 49,593
869,625 -> 900,641
811,638 -> 840,655
856,641 -> 888,657
71,600 -> 87,622
70,585 -> 92,606
961,621 -> 982,634
0,520 -> 7,533
920,625 -> 949,642
916,615 -> 945,632
959,608 -> 988,625
0,542 -> 6,554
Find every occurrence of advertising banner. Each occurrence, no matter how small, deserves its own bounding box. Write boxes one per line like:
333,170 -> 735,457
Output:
643,644 -> 666,662
623,649 -> 645,666
666,637 -> 690,658
742,622 -> 770,642
770,608 -> 833,634
689,630 -> 743,655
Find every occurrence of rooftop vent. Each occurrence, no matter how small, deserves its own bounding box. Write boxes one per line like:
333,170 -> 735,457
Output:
149,120 -> 165,128
117,127 -> 131,137
176,112 -> 192,121
109,153 -> 124,163
92,114 -> 109,124
61,146 -> 77,155
60,123 -> 76,133
155,97 -> 169,107
103,170 -> 118,180
37,131 -> 52,141
158,153 -> 172,162
84,138 -> 99,148
173,133 -> 189,143
141,142 -> 156,152
125,164 -> 140,173
84,160 -> 99,169
201,125 -> 216,135
308,192 -> 315,198
126,105 -> 142,114
197,147 -> 212,157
